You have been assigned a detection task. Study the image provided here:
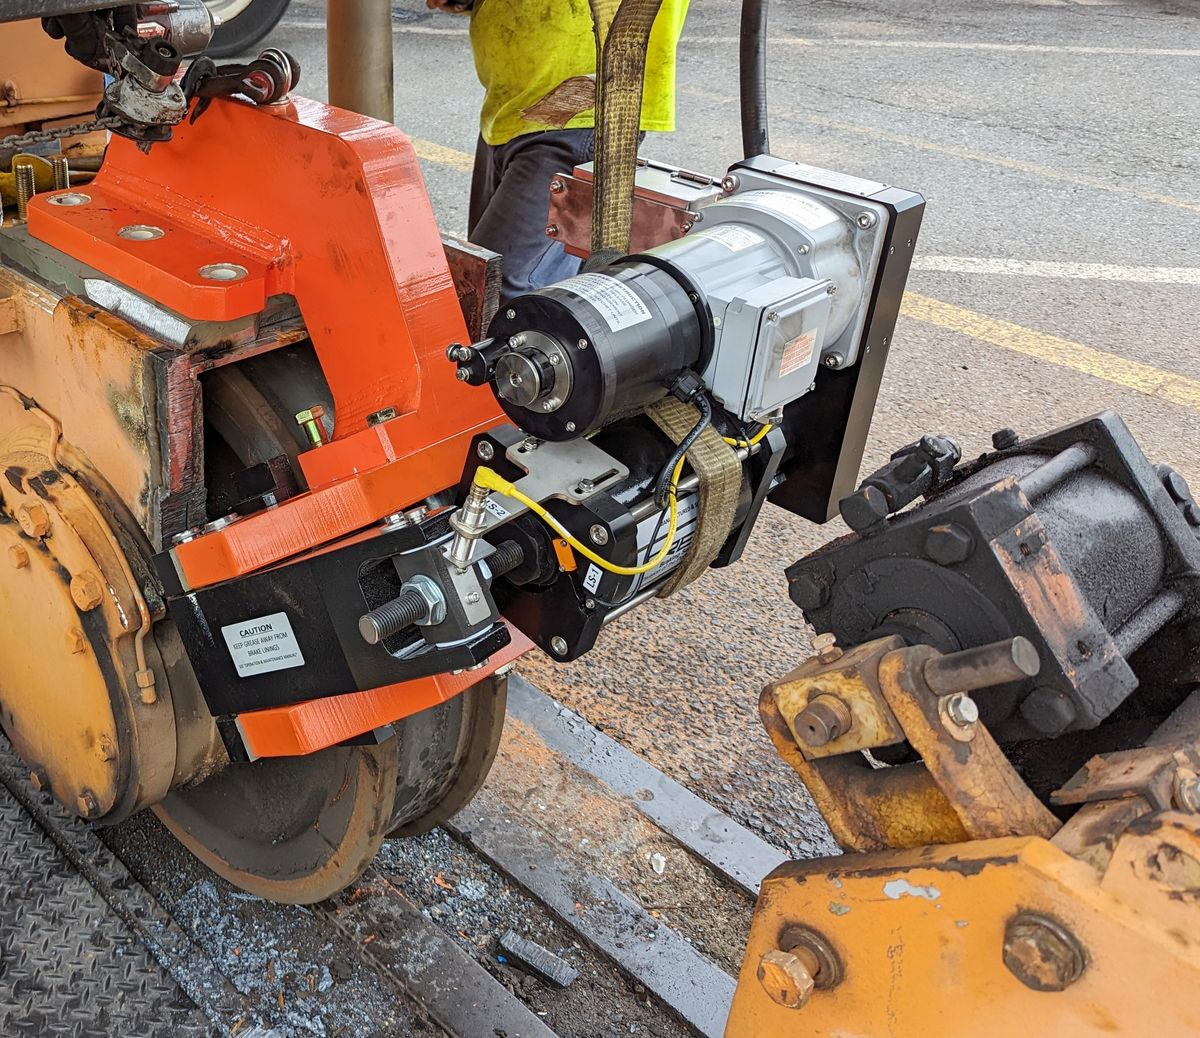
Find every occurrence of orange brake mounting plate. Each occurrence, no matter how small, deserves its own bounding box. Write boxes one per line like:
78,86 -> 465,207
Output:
28,96 -> 504,591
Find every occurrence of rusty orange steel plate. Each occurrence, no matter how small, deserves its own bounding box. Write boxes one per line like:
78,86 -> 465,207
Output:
237,627 -> 534,758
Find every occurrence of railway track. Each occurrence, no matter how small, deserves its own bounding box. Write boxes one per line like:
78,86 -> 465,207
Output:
0,675 -> 800,1038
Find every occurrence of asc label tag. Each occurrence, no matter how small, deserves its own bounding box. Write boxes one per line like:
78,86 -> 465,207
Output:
221,611 -> 306,678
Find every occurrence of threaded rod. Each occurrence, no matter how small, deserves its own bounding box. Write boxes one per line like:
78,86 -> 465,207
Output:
14,162 -> 35,222
359,589 -> 428,645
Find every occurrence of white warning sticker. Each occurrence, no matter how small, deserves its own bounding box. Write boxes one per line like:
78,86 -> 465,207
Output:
779,329 -> 817,377
697,224 -> 764,252
221,611 -> 306,678
740,190 -> 840,231
559,272 -> 652,332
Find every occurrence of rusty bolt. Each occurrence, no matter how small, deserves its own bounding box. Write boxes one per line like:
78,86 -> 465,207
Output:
924,523 -> 974,565
8,544 -> 28,569
791,569 -> 831,610
71,570 -> 105,611
992,427 -> 1020,451
811,632 -> 843,664
756,946 -> 820,1009
1174,768 -> 1200,813
1003,913 -> 1086,992
17,503 -> 50,539
66,628 -> 87,654
794,694 -> 853,747
76,790 -> 99,819
97,734 -> 117,763
29,767 -> 49,793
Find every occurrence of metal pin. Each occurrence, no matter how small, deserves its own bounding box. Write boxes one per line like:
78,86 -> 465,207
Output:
50,156 -> 70,191
14,162 -> 36,223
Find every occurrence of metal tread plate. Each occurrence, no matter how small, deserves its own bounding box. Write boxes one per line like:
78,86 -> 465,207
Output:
0,785 -> 219,1038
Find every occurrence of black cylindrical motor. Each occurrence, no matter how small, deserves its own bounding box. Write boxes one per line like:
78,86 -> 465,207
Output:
480,261 -> 707,441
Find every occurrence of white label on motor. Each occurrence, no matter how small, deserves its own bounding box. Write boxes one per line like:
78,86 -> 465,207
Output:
629,493 -> 701,595
698,224 -> 764,252
779,329 -> 817,377
740,190 -> 840,230
583,564 -> 603,593
221,611 -> 306,678
559,272 -> 652,332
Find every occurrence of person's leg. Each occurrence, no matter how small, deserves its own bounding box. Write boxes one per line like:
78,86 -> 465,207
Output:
467,134 -> 498,235
468,128 -> 594,300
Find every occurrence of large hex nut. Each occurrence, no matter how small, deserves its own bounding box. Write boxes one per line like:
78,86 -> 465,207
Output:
1003,912 -> 1086,991
17,503 -> 50,539
757,949 -> 816,1009
71,571 -> 105,612
924,523 -> 974,565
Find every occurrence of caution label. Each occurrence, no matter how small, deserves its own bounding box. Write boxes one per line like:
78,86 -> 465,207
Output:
741,190 -> 840,231
221,611 -> 306,678
559,272 -> 653,332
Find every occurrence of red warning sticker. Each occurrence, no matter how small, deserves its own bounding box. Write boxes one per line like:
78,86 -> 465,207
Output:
779,329 -> 817,377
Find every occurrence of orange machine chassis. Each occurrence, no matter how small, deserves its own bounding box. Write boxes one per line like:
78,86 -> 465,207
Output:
26,96 -> 518,757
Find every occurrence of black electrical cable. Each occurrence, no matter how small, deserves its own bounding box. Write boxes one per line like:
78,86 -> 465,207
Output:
739,0 -> 770,158
652,394 -> 713,509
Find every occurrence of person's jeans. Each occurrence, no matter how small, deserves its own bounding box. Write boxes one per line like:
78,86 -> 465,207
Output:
468,128 -> 594,302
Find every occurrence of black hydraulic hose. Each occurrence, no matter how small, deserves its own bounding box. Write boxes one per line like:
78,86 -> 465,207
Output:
739,0 -> 770,158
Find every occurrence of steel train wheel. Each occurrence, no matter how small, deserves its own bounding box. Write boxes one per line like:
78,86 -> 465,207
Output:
154,345 -> 507,903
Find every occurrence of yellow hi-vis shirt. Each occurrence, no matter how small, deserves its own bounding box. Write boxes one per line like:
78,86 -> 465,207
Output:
469,0 -> 689,147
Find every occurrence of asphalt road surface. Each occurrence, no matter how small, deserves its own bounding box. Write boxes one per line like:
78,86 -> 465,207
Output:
258,0 -> 1199,849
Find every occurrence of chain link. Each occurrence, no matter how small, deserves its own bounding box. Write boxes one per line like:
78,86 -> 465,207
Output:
1,117 -> 123,153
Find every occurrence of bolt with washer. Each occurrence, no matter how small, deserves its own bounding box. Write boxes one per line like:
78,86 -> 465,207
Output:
944,692 -> 980,728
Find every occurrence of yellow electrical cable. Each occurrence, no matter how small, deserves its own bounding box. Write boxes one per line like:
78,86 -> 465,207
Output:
721,423 -> 774,449
472,459 -> 685,576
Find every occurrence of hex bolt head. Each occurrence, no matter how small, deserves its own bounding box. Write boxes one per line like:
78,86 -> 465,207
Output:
811,632 -> 843,664
757,948 -> 816,1009
29,768 -> 49,793
476,441 -> 495,462
71,571 -> 105,611
66,628 -> 87,654
1003,913 -> 1086,992
992,427 -> 1020,451
97,735 -> 117,763
840,485 -> 890,533
588,524 -> 610,546
17,503 -> 50,539
76,790 -> 99,819
1020,685 -> 1077,736
944,692 -> 980,728
8,545 -> 29,569
924,523 -> 975,565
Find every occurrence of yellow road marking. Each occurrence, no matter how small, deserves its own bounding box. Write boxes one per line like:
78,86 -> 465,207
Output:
796,115 -> 1200,216
402,136 -> 1200,413
410,137 -> 474,172
902,293 -> 1200,412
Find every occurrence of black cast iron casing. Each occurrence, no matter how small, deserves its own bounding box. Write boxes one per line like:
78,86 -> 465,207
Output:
156,512 -> 509,716
483,260 -> 707,442
788,411 -> 1200,741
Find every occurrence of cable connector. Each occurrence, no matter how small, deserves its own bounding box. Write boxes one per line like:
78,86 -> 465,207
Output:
668,369 -> 706,405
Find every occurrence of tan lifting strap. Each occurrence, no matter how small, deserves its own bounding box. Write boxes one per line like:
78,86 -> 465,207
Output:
645,397 -> 741,597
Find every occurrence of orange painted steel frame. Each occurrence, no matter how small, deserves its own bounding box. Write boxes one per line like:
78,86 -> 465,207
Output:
27,96 -> 519,758
29,96 -> 505,590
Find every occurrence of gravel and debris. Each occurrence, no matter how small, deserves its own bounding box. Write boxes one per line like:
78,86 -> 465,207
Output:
103,813 -> 436,1038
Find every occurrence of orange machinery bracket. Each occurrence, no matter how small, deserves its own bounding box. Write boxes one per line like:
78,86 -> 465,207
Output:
27,96 -> 505,589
